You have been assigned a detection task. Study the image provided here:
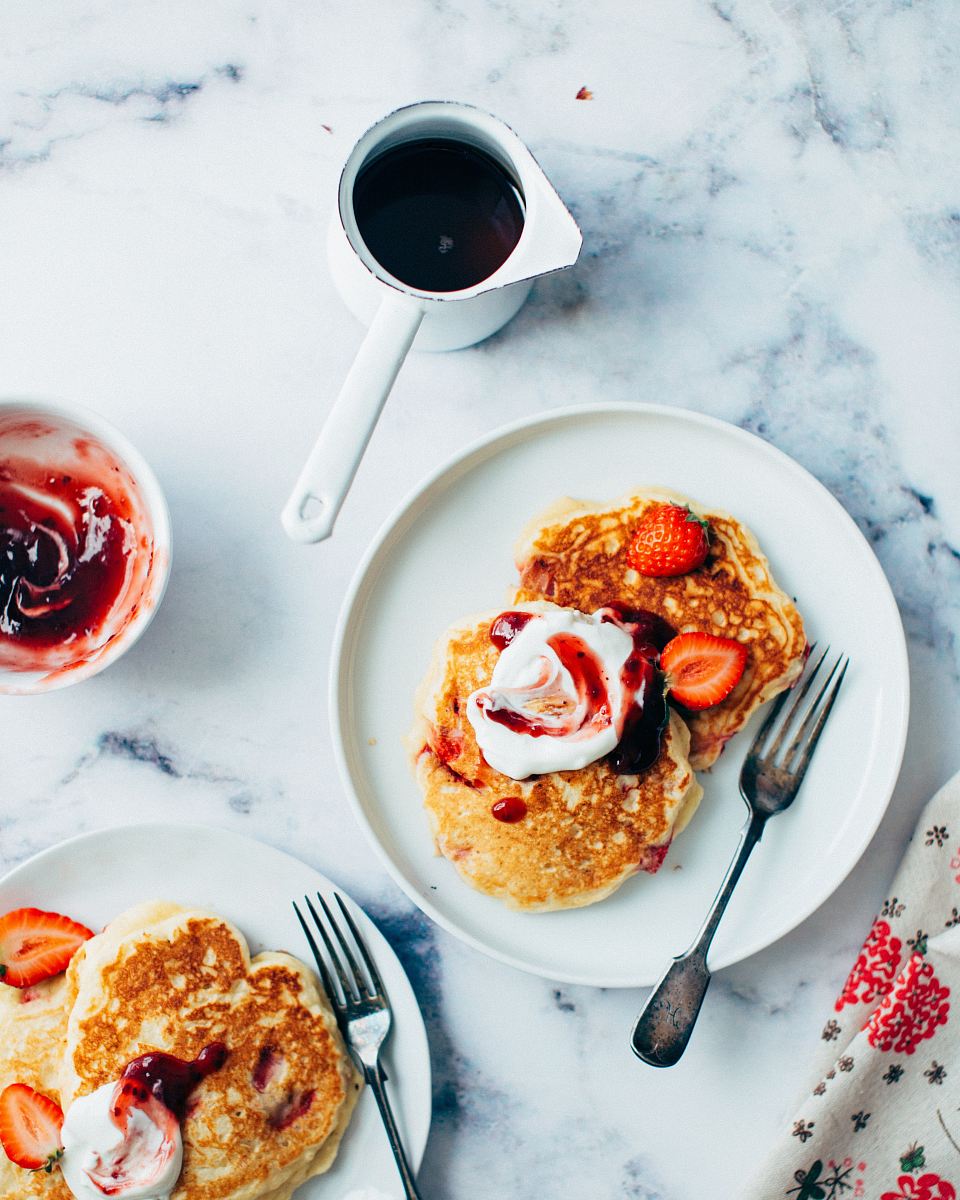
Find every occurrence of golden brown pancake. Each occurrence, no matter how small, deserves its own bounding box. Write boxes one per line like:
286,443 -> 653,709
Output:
59,903 -> 361,1200
0,976 -> 72,1198
512,489 -> 806,768
409,602 -> 703,911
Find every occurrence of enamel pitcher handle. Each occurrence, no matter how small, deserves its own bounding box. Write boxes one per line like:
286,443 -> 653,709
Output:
281,294 -> 424,543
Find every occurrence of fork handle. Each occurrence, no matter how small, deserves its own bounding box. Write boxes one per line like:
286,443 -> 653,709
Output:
365,1063 -> 425,1200
631,811 -> 765,1067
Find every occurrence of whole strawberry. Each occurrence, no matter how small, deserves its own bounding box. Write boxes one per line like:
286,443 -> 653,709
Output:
626,504 -> 710,577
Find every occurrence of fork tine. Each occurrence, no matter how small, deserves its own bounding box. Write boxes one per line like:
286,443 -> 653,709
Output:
763,645 -> 829,761
317,894 -> 370,999
293,900 -> 341,1010
786,657 -> 849,788
747,686 -> 791,755
747,643 -> 817,755
335,893 -> 387,1000
304,894 -> 356,1001
781,654 -> 843,771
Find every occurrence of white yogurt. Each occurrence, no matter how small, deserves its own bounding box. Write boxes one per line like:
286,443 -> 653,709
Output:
466,608 -> 635,779
60,1083 -> 182,1200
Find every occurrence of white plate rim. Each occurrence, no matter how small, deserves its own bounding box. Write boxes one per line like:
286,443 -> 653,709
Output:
331,401 -> 910,986
0,820 -> 433,1188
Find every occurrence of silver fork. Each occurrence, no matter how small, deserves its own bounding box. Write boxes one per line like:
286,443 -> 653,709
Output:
631,646 -> 849,1068
294,893 -> 424,1200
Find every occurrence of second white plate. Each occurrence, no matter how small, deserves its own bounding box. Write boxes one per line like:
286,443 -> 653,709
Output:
0,824 -> 432,1197
333,403 -> 909,987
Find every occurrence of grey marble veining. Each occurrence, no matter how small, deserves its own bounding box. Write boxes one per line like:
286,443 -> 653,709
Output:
1,1 -> 959,1196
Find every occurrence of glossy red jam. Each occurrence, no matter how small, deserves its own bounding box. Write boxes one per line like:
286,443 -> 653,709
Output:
489,610 -> 534,650
483,604 -> 673,776
491,796 -> 527,823
120,1043 -> 228,1120
0,457 -> 136,650
601,607 -> 672,775
477,631 -> 612,739
598,603 -> 675,654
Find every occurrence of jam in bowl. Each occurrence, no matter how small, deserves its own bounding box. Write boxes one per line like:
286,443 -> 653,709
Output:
0,399 -> 171,693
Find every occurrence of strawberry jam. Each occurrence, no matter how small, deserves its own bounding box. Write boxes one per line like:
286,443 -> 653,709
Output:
489,610 -> 534,650
492,796 -> 527,822
477,631 -> 611,739
0,458 -> 135,649
598,604 -> 674,654
599,606 -> 672,775
119,1043 -> 228,1120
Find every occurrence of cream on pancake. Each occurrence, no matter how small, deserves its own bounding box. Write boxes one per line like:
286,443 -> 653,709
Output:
409,602 -> 702,911
59,902 -> 361,1200
513,489 -> 806,769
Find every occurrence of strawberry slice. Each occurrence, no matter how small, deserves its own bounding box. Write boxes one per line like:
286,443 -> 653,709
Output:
0,1084 -> 63,1173
660,632 -> 748,711
0,908 -> 94,989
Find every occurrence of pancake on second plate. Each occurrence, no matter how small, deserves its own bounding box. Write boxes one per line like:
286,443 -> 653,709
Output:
59,901 -> 361,1200
513,488 -> 806,769
0,976 -> 72,1199
409,602 -> 703,911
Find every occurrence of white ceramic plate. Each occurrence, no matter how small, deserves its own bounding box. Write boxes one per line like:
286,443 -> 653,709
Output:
0,823 -> 432,1197
332,403 -> 909,987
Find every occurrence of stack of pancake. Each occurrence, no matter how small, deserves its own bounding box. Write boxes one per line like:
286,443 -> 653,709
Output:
0,902 -> 361,1200
409,488 -> 806,911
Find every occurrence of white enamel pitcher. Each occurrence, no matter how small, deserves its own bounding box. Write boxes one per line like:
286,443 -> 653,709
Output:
281,100 -> 582,544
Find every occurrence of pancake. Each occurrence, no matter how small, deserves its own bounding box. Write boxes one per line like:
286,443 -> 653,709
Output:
408,601 -> 703,911
59,901 -> 361,1200
0,975 -> 72,1198
512,489 -> 806,769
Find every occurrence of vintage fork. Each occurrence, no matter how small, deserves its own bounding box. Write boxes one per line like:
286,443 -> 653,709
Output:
631,646 -> 849,1068
294,892 -> 424,1200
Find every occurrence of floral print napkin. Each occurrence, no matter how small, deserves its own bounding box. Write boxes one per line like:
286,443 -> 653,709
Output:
751,772 -> 960,1200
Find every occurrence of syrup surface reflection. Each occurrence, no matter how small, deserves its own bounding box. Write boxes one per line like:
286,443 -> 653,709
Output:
352,138 -> 525,293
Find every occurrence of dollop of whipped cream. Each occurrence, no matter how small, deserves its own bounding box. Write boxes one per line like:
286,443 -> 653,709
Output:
467,608 -> 636,779
60,1082 -> 182,1200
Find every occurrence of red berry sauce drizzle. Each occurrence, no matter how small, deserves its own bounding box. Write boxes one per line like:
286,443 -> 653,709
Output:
485,607 -> 674,776
119,1043 -> 228,1121
600,605 -> 674,775
477,628 -> 612,740
489,610 -> 534,650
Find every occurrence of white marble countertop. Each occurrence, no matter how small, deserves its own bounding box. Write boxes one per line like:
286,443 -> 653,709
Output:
2,1 -> 959,1196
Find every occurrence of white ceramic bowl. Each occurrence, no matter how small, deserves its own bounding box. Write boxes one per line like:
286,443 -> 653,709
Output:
0,398 -> 171,694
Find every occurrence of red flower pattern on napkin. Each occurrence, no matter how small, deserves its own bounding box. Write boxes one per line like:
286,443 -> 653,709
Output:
881,1173 -> 956,1200
866,954 -> 950,1054
836,918 -> 904,1012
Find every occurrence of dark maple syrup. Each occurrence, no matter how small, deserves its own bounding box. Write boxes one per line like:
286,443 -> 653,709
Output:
353,138 -> 524,292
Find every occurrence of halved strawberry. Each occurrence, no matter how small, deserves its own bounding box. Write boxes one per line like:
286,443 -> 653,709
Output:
0,1084 -> 63,1173
626,504 -> 710,577
660,632 -> 747,711
0,908 -> 94,989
